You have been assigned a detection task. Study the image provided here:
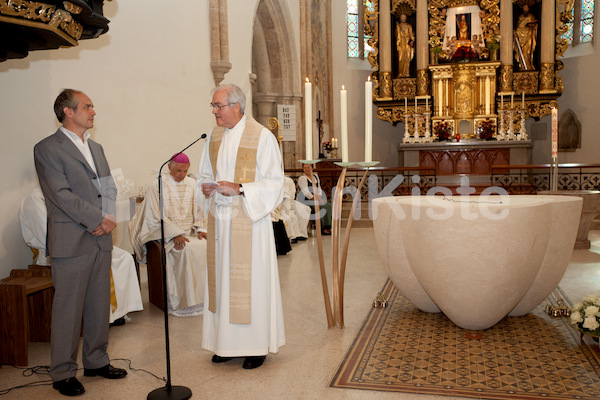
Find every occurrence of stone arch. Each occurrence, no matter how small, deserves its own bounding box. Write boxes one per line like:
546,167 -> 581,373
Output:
252,0 -> 302,168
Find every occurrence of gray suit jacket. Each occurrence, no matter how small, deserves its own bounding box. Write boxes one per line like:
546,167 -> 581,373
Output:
34,129 -> 117,258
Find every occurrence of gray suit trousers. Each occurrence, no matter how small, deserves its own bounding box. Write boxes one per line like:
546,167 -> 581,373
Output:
50,246 -> 111,381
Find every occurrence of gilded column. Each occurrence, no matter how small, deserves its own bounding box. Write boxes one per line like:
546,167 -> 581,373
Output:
379,0 -> 393,99
539,0 -> 556,91
416,0 -> 429,95
499,0 -> 513,92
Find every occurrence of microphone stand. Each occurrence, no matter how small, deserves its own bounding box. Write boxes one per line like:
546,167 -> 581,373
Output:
148,133 -> 206,400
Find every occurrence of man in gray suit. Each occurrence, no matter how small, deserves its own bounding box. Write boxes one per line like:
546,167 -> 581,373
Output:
34,89 -> 127,397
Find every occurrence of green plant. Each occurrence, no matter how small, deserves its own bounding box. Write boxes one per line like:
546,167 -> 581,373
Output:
486,34 -> 500,50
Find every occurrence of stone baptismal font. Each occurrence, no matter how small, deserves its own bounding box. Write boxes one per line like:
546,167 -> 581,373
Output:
372,195 -> 583,330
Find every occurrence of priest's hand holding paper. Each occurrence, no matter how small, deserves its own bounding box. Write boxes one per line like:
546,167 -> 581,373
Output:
201,179 -> 220,197
215,181 -> 242,197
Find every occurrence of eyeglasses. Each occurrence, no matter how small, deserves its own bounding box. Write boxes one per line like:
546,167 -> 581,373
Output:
210,103 -> 232,111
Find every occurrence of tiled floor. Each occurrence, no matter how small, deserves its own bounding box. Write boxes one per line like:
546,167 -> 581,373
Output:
1,228 -> 599,400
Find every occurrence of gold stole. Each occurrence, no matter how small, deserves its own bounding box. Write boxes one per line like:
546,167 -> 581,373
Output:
110,271 -> 118,313
207,119 -> 262,324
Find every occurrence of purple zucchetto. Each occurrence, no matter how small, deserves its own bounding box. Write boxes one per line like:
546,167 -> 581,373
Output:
171,153 -> 190,164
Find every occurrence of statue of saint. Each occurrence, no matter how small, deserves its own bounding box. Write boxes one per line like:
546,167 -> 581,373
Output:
457,14 -> 470,41
513,4 -> 538,70
395,14 -> 414,78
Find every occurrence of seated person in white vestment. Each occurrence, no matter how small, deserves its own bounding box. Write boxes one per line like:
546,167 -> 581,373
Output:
19,186 -> 143,325
297,163 -> 332,235
129,153 -> 206,317
283,175 -> 309,242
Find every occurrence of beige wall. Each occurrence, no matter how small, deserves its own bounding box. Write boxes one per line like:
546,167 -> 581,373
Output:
0,0 -> 262,277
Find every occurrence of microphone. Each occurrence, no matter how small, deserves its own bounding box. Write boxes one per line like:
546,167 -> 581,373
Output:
168,133 -> 207,163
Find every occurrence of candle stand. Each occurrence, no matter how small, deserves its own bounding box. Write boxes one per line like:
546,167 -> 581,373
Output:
301,159 -> 377,328
402,114 -> 411,143
519,109 -> 528,140
507,110 -> 516,140
498,109 -> 506,140
413,113 -> 420,143
424,112 -> 432,142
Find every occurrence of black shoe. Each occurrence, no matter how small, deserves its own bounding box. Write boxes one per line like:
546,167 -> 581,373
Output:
297,236 -> 308,241
242,356 -> 266,369
291,238 -> 298,243
322,228 -> 331,235
53,377 -> 85,396
83,364 -> 127,379
109,317 -> 126,327
212,354 -> 233,363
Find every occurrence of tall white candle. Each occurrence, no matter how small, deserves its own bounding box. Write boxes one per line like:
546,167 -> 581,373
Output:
365,77 -> 373,162
415,98 -> 418,113
404,97 -> 407,113
304,77 -> 312,160
522,92 -> 525,108
426,97 -> 428,112
552,107 -> 558,158
340,85 -> 349,163
501,93 -> 503,109
511,93 -> 514,109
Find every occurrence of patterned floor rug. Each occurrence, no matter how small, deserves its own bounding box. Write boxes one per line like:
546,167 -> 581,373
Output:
331,280 -> 600,399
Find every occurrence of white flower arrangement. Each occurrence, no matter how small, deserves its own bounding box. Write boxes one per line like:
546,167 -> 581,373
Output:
570,292 -> 600,335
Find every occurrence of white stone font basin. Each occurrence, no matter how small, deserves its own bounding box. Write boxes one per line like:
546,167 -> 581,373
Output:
372,195 -> 583,330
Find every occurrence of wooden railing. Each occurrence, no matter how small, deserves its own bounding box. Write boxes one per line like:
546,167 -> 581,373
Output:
286,166 -> 437,201
490,163 -> 600,194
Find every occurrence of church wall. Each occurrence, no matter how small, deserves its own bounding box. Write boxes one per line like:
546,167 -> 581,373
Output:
0,0 -> 262,278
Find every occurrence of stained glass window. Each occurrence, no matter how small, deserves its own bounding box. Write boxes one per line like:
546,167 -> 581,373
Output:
561,0 -> 594,45
347,0 -> 375,58
580,0 -> 594,43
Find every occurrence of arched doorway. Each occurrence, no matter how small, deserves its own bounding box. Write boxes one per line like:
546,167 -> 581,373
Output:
252,0 -> 302,169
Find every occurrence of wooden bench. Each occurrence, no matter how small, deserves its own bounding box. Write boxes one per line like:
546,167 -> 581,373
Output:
0,268 -> 53,366
145,240 -> 165,311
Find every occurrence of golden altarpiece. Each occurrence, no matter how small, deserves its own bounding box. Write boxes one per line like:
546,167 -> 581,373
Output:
364,0 -> 574,174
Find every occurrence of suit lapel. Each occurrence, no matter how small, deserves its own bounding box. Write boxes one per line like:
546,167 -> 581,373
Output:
54,130 -> 97,176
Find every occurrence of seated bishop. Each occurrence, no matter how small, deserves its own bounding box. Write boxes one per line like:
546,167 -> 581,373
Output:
129,153 -> 206,317
19,186 -> 144,325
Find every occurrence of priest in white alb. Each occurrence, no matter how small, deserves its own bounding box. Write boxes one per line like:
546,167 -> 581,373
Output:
197,84 -> 285,370
129,153 -> 206,317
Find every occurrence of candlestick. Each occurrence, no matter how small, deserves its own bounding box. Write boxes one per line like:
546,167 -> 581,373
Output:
305,77 -> 312,160
340,85 -> 349,163
552,107 -> 558,158
365,77 -> 373,163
